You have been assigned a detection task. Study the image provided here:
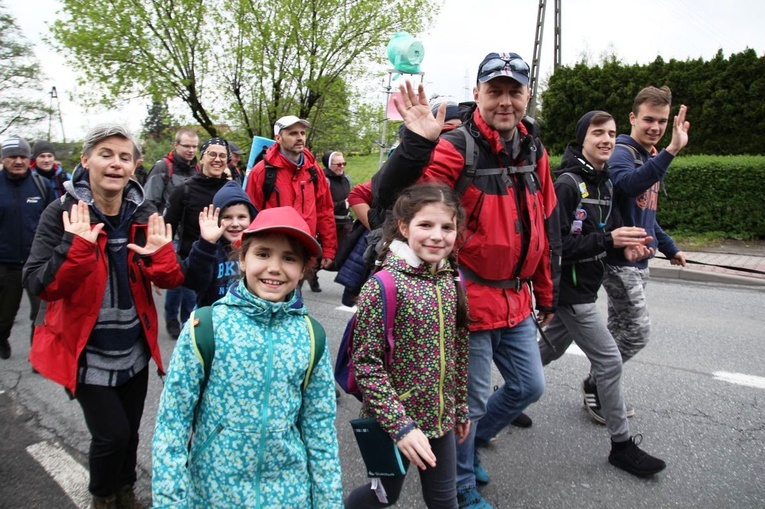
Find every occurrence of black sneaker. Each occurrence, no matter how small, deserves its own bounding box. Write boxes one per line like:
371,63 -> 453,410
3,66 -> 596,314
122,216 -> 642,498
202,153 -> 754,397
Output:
0,337 -> 10,359
166,319 -> 181,340
609,434 -> 666,477
309,280 -> 322,293
582,375 -> 606,425
511,412 -> 533,428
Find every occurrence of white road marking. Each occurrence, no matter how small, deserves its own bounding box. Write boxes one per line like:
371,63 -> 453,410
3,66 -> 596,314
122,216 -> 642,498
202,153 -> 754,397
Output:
336,305 -> 357,313
566,343 -> 585,356
26,441 -> 90,509
712,371 -> 765,389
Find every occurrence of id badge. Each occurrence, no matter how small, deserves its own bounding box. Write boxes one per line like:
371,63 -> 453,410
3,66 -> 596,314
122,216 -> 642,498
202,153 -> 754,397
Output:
571,220 -> 583,235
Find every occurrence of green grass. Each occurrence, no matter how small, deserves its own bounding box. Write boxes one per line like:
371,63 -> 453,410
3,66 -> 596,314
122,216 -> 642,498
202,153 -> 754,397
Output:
345,153 -> 384,185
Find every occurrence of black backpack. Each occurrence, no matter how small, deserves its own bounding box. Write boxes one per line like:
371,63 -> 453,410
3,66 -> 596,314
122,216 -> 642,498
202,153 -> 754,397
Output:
260,164 -> 321,210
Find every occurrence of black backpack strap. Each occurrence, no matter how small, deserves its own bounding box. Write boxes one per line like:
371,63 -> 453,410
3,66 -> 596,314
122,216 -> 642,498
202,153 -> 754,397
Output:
454,126 -> 479,196
30,172 -> 49,201
262,164 -> 278,208
616,143 -> 643,168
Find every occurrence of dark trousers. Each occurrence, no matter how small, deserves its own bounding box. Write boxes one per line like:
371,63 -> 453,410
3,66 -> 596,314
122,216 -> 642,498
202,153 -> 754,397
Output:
75,367 -> 149,497
0,264 -> 40,345
164,286 -> 196,324
345,430 -> 458,509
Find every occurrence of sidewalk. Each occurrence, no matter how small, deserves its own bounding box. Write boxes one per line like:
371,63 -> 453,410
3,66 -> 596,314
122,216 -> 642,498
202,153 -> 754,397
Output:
648,242 -> 765,286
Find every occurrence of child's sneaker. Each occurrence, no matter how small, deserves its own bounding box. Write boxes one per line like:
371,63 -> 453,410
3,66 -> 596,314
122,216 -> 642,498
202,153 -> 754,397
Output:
609,434 -> 667,477
582,375 -> 606,425
457,487 -> 494,508
473,450 -> 490,485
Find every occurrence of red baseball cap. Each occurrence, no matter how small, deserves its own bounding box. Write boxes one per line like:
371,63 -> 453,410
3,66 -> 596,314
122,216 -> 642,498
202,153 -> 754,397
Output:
240,207 -> 322,258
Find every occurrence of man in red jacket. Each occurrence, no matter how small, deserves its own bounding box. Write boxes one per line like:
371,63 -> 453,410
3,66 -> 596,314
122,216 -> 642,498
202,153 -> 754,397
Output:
244,116 -> 337,271
374,52 -> 560,509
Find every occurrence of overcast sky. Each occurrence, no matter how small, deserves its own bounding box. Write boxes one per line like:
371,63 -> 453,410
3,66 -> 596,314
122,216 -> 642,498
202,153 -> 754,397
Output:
7,0 -> 765,141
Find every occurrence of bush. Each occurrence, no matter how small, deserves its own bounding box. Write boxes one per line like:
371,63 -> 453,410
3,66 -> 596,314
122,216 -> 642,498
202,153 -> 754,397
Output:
659,155 -> 765,239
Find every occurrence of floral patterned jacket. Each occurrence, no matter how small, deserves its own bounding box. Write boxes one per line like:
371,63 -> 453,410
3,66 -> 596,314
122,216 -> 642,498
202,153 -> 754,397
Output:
151,280 -> 342,508
352,243 -> 470,440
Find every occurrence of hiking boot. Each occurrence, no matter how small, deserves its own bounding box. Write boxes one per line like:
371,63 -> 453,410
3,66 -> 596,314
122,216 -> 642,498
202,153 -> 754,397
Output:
609,434 -> 667,477
473,450 -> 490,485
115,485 -> 146,509
457,487 -> 494,508
582,375 -> 606,425
166,318 -> 181,340
0,337 -> 10,359
91,495 -> 117,509
511,412 -> 533,428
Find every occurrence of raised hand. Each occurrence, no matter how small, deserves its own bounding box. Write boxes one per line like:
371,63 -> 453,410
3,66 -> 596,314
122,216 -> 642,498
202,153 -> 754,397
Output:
396,427 -> 436,470
198,205 -> 224,243
63,200 -> 103,243
667,104 -> 690,155
127,213 -> 173,255
392,81 -> 445,142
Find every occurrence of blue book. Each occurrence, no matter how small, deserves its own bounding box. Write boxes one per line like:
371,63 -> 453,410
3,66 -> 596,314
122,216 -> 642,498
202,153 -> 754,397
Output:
350,418 -> 409,477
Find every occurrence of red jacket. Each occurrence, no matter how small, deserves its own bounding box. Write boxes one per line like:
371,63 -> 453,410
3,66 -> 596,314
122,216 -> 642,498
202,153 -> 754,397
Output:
244,144 -> 338,259
374,109 -> 559,331
24,188 -> 184,395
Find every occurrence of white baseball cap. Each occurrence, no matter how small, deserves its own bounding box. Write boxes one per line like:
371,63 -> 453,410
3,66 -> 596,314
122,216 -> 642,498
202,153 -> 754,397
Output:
273,115 -> 311,136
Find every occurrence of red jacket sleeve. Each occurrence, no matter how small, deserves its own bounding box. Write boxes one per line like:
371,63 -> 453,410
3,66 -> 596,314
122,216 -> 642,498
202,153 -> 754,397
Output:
315,172 -> 338,259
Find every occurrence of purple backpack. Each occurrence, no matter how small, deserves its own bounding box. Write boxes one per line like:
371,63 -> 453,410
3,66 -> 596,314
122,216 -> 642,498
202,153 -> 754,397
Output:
334,270 -> 397,401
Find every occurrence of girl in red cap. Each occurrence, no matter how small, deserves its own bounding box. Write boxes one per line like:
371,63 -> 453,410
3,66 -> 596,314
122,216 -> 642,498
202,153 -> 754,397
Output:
152,206 -> 343,508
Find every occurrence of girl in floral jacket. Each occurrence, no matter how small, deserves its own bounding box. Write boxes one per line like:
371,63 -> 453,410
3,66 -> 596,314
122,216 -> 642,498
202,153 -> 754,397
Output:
152,207 -> 342,508
346,183 -> 470,508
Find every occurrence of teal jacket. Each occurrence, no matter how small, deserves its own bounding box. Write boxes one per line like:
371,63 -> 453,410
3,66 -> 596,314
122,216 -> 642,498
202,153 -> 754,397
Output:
151,280 -> 342,508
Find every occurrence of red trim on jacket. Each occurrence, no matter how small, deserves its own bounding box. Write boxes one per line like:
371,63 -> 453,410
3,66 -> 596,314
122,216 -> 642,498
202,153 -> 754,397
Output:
244,144 -> 338,259
420,110 -> 557,330
29,228 -> 184,395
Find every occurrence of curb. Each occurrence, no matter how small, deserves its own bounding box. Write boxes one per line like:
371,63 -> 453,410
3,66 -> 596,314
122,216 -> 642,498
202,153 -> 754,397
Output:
649,266 -> 765,287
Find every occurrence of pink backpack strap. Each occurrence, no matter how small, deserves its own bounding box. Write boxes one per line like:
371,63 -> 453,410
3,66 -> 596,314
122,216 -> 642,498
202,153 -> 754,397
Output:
372,269 -> 397,366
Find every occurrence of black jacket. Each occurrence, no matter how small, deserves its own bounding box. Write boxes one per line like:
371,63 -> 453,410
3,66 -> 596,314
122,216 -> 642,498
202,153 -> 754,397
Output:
163,173 -> 228,258
323,168 -> 352,225
554,143 -> 623,305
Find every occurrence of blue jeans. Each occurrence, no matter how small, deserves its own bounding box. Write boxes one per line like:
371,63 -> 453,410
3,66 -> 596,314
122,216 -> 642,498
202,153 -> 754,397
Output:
163,286 -> 196,325
456,316 -> 545,490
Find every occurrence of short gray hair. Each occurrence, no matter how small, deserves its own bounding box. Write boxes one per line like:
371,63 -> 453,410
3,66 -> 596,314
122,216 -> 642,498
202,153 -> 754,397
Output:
82,124 -> 141,161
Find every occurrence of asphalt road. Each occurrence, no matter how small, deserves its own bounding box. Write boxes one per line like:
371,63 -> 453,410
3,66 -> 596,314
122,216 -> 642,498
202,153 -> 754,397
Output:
1,272 -> 763,508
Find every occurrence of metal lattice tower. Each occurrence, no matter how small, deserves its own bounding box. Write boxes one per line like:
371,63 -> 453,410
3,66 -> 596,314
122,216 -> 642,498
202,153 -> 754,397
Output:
529,0 -> 562,117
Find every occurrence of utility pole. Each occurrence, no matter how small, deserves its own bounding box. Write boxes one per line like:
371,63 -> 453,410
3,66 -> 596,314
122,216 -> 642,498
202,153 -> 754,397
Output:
47,86 -> 66,142
529,0 -> 562,117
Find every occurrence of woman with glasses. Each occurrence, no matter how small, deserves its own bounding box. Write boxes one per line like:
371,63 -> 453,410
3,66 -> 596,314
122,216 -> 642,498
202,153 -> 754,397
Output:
303,151 -> 353,292
163,138 -> 231,262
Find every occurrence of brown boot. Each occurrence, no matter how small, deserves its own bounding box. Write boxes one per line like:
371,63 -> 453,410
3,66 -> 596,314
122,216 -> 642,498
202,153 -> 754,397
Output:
91,495 -> 117,509
115,485 -> 146,509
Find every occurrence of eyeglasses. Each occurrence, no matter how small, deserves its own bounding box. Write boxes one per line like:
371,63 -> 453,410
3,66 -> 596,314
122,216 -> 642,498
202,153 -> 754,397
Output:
176,143 -> 198,150
479,56 -> 530,78
205,152 -> 227,160
333,162 -> 347,167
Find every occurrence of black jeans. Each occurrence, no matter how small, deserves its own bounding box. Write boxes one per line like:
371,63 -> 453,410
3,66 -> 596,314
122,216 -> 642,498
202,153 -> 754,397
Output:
345,429 -> 458,508
0,264 -> 40,345
75,367 -> 149,497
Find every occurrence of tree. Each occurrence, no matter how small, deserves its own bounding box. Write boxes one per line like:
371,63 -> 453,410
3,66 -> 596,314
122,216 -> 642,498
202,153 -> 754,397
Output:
141,101 -> 173,141
0,2 -> 49,135
539,49 -> 765,155
51,0 -> 438,141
